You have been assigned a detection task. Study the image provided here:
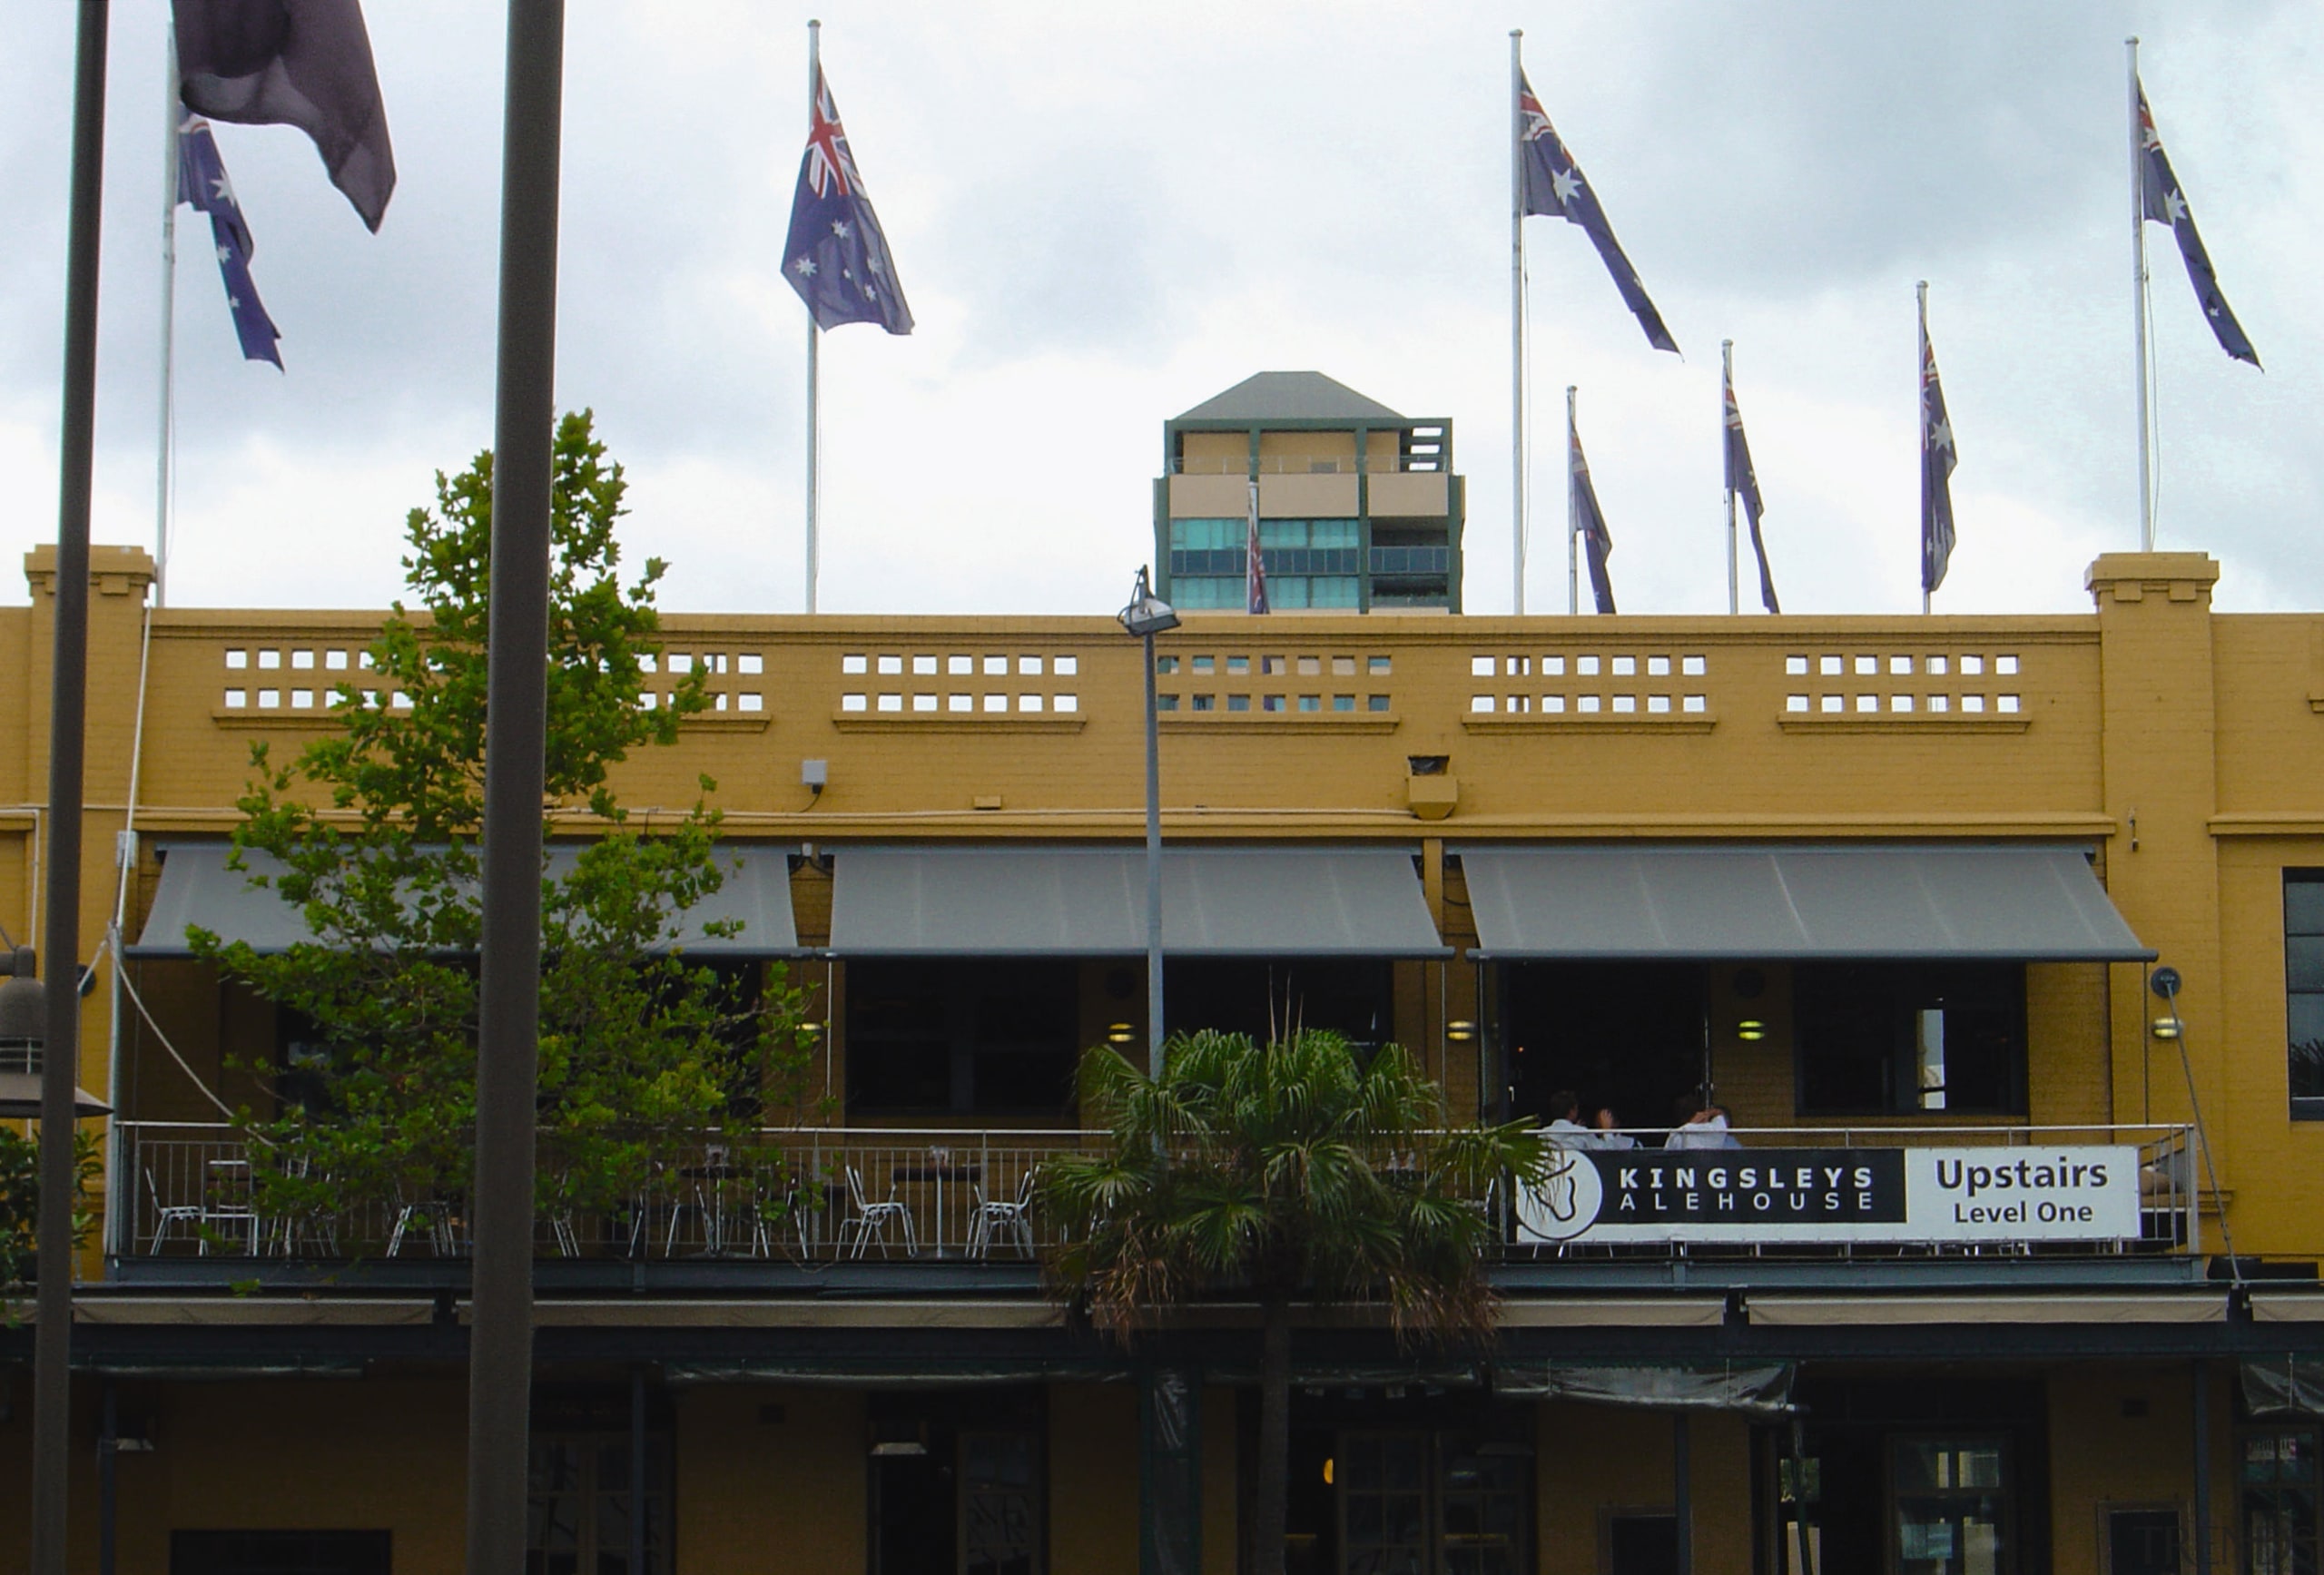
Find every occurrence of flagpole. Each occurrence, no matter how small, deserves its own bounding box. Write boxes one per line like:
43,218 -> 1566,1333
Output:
803,18 -> 822,615
1722,340 -> 1738,615
1566,385 -> 1579,616
2128,35 -> 2153,553
155,25 -> 177,608
1917,280 -> 1931,615
1509,29 -> 1526,615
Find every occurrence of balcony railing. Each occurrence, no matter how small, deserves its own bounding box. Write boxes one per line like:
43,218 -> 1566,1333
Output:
114,1120 -> 2201,1267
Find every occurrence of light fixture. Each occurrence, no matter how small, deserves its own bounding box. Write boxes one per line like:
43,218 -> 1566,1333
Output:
2150,965 -> 2183,1041
1107,1022 -> 1137,1047
1446,1019 -> 1477,1043
1117,566 -> 1180,639
1735,1019 -> 1768,1042
870,1442 -> 928,1458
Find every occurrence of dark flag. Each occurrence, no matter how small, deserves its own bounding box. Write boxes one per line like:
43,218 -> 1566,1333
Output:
1571,423 -> 1617,615
1518,73 -> 1678,355
173,0 -> 396,232
2136,81 -> 2259,368
1723,369 -> 1777,613
783,66 -> 914,335
1919,295 -> 1957,598
1245,482 -> 1269,615
177,114 -> 282,369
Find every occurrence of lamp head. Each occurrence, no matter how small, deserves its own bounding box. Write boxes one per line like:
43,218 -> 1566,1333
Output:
1117,566 -> 1180,639
0,945 -> 43,1048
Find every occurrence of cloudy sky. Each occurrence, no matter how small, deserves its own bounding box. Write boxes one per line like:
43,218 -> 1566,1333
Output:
2,2 -> 2318,619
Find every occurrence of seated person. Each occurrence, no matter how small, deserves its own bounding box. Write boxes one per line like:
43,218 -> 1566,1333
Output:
1541,1088 -> 1595,1149
1666,1094 -> 1743,1150
1590,1106 -> 1639,1150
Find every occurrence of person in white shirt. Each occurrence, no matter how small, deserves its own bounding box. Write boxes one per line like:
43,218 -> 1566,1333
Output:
1590,1106 -> 1639,1150
1667,1095 -> 1743,1150
1541,1089 -> 1595,1149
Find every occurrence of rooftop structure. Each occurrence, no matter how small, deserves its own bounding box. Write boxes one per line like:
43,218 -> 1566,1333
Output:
1155,371 -> 1463,613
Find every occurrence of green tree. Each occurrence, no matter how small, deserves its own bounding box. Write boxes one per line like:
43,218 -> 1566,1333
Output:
192,411 -> 821,1246
1041,1029 -> 1546,1575
0,1127 -> 101,1319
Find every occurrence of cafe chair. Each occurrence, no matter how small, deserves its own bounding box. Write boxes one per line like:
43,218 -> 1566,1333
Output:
836,1164 -> 917,1260
967,1166 -> 1038,1259
142,1165 -> 205,1254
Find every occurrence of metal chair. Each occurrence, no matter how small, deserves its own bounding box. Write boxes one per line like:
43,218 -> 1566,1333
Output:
142,1165 -> 204,1253
202,1157 -> 262,1255
967,1166 -> 1038,1258
388,1188 -> 458,1257
834,1164 -> 917,1259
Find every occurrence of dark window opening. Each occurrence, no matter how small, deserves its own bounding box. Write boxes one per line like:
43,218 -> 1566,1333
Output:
2241,1427 -> 2319,1575
1165,958 -> 1393,1055
1795,963 -> 2025,1117
1269,1389 -> 1531,1575
1500,962 -> 1708,1133
2286,872 -> 2324,1119
172,1531 -> 393,1575
869,1390 -> 1045,1575
847,961 -> 1078,1118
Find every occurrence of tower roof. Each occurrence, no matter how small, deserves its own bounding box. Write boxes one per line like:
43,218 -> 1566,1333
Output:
1173,371 -> 1405,425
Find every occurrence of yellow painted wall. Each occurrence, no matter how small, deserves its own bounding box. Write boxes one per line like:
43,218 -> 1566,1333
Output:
1536,1402 -> 1751,1575
675,1385 -> 867,1573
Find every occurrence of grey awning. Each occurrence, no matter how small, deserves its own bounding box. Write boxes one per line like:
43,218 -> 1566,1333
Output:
829,845 -> 1447,958
129,842 -> 800,958
1456,843 -> 2152,962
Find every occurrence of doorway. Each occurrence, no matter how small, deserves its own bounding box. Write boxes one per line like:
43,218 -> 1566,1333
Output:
869,1390 -> 1046,1575
1500,963 -> 1708,1133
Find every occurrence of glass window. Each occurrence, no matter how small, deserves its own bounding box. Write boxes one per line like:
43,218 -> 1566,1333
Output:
1796,964 -> 2025,1116
961,1431 -> 1044,1575
1893,1437 -> 2008,1575
846,961 -> 1078,1117
2289,873 -> 2324,1117
527,1432 -> 671,1575
1339,1432 -> 1429,1574
2243,1428 -> 2319,1575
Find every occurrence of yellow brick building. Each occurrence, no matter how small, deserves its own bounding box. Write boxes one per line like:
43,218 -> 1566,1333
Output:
5,400 -> 2324,1574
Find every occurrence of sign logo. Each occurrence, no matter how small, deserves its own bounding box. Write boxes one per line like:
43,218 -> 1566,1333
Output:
1513,1147 -> 1603,1243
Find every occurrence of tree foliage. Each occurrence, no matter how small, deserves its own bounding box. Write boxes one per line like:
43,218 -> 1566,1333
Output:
0,1126 -> 101,1317
192,411 -> 821,1240
1041,1029 -> 1546,1573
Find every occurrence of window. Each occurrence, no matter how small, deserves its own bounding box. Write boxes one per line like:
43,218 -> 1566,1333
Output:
2288,872 -> 2324,1117
528,1432 -> 671,1574
846,960 -> 1078,1117
1165,959 -> 1393,1053
1795,964 -> 2025,1116
1893,1437 -> 2009,1575
171,1532 -> 392,1575
2244,1429 -> 2319,1575
961,1431 -> 1044,1574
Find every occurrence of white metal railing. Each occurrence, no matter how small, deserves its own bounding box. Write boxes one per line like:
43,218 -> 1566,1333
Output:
114,1120 -> 2202,1265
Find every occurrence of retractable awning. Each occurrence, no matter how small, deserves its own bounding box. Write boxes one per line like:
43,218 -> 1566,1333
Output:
1456,843 -> 2152,962
128,842 -> 801,958
827,845 -> 1447,958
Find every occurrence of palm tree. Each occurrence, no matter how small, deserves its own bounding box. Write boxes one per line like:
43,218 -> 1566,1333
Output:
1042,1028 -> 1547,1575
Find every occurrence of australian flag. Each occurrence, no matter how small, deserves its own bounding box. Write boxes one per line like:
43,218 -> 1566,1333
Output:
2136,81 -> 2259,368
177,114 -> 281,369
1724,368 -> 1778,613
1920,301 -> 1957,597
1571,422 -> 1616,615
783,66 -> 913,335
1518,74 -> 1677,355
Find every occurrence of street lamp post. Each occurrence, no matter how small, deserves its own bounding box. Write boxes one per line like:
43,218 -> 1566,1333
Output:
1117,567 -> 1178,1078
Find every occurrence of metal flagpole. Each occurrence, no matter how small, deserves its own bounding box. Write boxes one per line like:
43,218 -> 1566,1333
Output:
1722,340 -> 1738,615
1509,30 -> 1526,615
1566,386 -> 1579,616
468,1 -> 565,1569
2128,35 -> 2154,553
156,24 -> 177,608
1917,281 -> 1931,616
34,4 -> 111,1570
803,18 -> 821,615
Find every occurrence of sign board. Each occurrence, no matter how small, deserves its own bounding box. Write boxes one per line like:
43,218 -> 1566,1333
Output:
1512,1145 -> 2143,1246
